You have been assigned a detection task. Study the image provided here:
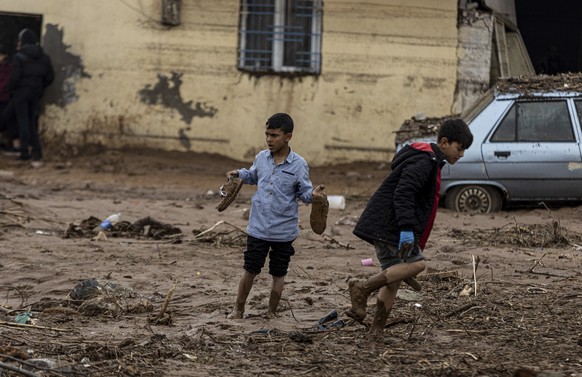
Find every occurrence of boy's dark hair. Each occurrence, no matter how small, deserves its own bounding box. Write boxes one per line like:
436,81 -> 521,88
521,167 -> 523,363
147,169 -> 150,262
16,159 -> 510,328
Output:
0,44 -> 7,54
438,118 -> 473,149
266,113 -> 294,134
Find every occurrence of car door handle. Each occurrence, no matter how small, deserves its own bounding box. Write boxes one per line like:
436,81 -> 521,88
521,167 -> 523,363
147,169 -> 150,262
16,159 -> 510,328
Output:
494,151 -> 511,158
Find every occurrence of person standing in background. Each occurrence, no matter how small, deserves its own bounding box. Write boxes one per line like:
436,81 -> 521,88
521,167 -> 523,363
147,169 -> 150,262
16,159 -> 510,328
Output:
0,43 -> 18,154
6,28 -> 54,162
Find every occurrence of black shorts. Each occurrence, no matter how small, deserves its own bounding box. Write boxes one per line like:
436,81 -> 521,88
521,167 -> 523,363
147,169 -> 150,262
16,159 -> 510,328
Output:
243,235 -> 295,277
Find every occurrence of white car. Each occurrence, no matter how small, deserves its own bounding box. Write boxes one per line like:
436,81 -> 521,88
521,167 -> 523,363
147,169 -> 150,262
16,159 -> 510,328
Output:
397,75 -> 582,213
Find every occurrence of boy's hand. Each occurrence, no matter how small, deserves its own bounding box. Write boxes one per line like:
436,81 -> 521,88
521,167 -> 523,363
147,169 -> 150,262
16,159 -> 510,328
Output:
226,170 -> 239,179
398,231 -> 414,258
312,184 -> 326,197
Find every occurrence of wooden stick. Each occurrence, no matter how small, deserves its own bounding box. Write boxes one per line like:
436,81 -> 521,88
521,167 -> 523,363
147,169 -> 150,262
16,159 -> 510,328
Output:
0,320 -> 68,332
471,255 -> 478,296
154,284 -> 176,322
529,252 -> 548,272
0,361 -> 40,377
321,234 -> 353,249
192,220 -> 247,240
442,302 -> 476,318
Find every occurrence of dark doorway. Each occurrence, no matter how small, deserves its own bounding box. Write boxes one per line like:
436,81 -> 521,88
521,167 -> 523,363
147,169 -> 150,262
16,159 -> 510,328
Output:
515,0 -> 582,74
0,12 -> 42,56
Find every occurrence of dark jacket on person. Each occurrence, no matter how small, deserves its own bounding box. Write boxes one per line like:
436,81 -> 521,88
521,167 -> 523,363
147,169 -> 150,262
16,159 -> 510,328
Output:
10,43 -> 54,100
353,142 -> 446,250
0,61 -> 11,102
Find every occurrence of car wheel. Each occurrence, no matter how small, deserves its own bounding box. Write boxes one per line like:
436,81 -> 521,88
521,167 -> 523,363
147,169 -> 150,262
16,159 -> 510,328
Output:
445,185 -> 502,213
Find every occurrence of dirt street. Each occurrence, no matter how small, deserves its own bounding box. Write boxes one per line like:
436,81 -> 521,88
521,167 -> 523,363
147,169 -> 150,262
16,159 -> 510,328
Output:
0,147 -> 581,377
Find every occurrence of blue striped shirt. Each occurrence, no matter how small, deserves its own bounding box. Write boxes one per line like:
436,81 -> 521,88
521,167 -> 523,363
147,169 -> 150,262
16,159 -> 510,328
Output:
238,149 -> 314,242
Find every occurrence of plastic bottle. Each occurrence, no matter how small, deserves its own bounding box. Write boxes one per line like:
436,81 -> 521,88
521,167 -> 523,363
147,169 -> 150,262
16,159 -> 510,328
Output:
99,213 -> 121,230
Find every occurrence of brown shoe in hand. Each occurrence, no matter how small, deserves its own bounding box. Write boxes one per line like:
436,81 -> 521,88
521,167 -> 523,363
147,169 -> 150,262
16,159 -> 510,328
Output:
217,177 -> 244,212
310,191 -> 329,235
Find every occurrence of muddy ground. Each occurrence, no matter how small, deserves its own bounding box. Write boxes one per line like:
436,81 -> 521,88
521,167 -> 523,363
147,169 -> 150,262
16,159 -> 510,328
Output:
0,147 -> 581,377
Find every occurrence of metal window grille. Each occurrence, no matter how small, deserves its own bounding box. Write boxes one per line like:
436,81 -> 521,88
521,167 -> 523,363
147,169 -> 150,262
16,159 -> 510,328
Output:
238,0 -> 322,74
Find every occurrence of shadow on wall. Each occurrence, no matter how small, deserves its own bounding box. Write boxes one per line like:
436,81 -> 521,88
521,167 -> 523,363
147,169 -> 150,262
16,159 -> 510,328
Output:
42,23 -> 91,108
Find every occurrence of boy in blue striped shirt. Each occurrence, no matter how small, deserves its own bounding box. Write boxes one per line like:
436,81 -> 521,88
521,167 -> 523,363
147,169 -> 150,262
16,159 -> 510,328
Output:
225,113 -> 325,319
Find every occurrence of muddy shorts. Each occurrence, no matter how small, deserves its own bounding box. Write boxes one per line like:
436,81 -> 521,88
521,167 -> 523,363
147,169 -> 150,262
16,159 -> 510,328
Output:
243,235 -> 295,276
374,241 -> 425,271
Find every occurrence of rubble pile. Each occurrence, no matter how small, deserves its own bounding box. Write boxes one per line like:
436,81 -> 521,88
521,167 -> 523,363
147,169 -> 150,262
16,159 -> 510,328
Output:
395,73 -> 582,146
496,72 -> 582,93
394,114 -> 460,147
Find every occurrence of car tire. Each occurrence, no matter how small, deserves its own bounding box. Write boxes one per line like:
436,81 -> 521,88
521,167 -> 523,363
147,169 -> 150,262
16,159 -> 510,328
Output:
445,185 -> 502,214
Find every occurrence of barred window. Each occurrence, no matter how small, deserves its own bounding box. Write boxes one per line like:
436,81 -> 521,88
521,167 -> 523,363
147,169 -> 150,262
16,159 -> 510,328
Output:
238,0 -> 322,75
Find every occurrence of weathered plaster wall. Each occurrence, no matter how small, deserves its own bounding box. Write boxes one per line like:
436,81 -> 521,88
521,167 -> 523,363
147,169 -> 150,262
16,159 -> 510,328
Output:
0,0 -> 459,165
452,10 -> 494,114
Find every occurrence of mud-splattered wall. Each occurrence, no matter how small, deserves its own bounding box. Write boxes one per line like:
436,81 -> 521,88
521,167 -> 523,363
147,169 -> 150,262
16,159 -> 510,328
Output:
0,0 -> 458,165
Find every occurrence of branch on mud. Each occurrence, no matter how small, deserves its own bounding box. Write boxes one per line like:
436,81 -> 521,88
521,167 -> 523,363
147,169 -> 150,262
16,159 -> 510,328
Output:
0,320 -> 68,332
528,252 -> 548,273
0,285 -> 27,314
0,361 -> 40,377
442,302 -> 477,318
149,284 -> 176,325
321,234 -> 354,249
471,255 -> 480,296
516,252 -> 568,277
191,220 -> 247,247
192,220 -> 247,239
0,208 -> 27,226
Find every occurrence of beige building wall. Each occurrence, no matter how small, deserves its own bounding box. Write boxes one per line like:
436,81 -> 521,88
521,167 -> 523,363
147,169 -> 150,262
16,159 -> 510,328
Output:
0,0 -> 459,165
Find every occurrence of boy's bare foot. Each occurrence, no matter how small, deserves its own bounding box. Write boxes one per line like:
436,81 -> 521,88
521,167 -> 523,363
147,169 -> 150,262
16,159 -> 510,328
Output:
369,300 -> 388,335
368,327 -> 384,340
345,278 -> 368,321
227,310 -> 244,319
264,311 -> 279,319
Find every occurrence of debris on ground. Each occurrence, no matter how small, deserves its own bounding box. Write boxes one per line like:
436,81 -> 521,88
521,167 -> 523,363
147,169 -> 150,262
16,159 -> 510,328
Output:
64,216 -> 182,240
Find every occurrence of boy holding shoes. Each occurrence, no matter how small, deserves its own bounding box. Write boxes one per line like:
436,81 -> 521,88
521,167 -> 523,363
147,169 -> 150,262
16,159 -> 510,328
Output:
223,113 -> 325,319
347,118 -> 473,335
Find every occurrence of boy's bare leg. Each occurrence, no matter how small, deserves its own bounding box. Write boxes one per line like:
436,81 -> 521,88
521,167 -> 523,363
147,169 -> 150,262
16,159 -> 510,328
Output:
267,275 -> 285,318
347,260 -> 425,321
369,282 -> 399,336
229,270 -> 257,319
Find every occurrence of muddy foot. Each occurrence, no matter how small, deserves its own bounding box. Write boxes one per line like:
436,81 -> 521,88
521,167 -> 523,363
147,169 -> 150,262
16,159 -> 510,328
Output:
346,278 -> 368,321
368,300 -> 388,336
367,327 -> 384,341
263,311 -> 280,319
227,310 -> 244,319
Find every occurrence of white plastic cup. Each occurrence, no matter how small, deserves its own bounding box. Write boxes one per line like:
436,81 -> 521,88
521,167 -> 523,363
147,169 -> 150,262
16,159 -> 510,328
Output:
328,195 -> 346,210
361,258 -> 373,266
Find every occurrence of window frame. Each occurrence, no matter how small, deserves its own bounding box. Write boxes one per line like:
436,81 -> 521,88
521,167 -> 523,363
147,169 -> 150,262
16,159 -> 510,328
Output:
490,100 -> 575,143
238,0 -> 322,75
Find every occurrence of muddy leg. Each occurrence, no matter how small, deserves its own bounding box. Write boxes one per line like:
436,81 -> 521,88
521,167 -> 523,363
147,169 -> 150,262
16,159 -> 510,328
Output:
369,283 -> 399,336
267,275 -> 285,318
347,261 -> 426,322
228,270 -> 256,319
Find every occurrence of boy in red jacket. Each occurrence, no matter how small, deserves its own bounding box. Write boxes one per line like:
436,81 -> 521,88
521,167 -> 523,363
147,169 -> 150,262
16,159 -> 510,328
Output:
347,118 -> 473,335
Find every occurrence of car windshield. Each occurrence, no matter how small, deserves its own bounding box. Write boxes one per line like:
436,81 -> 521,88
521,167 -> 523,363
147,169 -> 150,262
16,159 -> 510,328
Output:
461,89 -> 494,124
